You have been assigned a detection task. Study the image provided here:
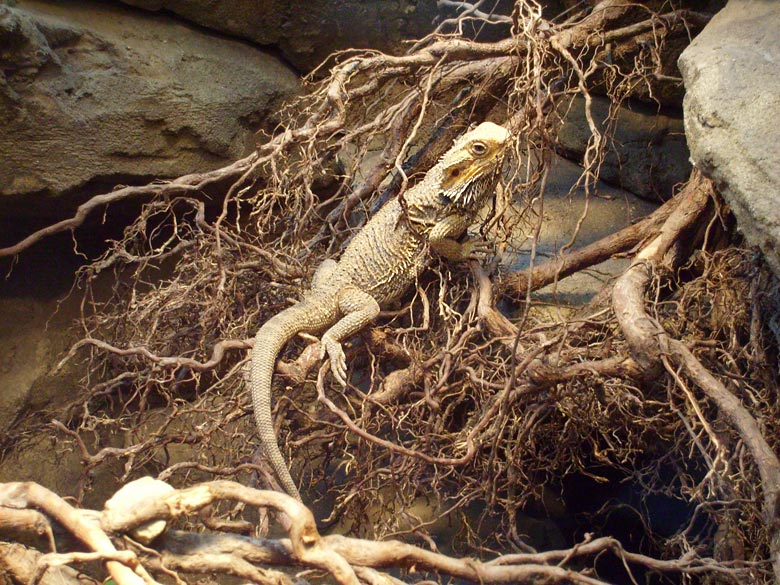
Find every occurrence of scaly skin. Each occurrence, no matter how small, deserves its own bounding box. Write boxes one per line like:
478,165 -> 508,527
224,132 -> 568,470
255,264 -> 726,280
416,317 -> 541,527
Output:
251,122 -> 511,500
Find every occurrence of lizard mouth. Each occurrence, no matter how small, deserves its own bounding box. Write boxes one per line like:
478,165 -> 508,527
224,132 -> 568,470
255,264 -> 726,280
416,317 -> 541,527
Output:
444,153 -> 507,208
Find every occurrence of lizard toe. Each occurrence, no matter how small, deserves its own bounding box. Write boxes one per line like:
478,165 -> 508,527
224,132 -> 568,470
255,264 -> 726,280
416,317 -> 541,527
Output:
332,357 -> 348,387
322,335 -> 348,387
463,239 -> 494,259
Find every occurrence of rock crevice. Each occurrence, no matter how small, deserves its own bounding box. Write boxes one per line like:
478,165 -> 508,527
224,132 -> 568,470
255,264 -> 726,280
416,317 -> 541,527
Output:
0,0 -> 300,218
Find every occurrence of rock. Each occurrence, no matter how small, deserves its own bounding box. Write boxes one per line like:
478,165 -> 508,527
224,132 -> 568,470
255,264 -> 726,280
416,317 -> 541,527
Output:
679,0 -> 780,276
119,0 -> 440,73
504,154 -> 659,311
0,298 -> 57,433
555,95 -> 691,202
0,0 -> 299,218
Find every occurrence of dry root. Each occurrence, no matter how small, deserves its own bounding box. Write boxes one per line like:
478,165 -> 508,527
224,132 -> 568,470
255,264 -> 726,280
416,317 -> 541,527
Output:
2,2 -> 778,584
0,478 -> 751,585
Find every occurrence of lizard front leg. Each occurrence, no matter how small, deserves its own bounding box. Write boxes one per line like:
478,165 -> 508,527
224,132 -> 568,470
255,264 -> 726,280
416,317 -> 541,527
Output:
428,213 -> 492,261
320,286 -> 380,386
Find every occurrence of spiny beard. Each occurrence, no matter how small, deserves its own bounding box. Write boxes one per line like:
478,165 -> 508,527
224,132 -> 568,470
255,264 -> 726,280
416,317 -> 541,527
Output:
447,168 -> 499,210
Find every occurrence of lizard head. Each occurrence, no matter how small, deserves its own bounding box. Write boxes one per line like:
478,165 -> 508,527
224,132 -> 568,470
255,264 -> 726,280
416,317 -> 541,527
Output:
438,121 -> 511,208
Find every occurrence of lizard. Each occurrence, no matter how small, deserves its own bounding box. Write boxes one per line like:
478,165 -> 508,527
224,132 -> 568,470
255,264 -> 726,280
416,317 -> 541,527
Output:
250,121 -> 511,501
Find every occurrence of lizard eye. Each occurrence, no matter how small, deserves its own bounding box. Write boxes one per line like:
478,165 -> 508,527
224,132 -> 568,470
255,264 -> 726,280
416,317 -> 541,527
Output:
471,141 -> 488,156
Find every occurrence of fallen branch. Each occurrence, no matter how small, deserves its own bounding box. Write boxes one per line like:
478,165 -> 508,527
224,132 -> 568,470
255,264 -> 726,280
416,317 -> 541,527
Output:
0,479 -> 733,585
0,482 -> 150,585
101,480 -> 358,585
0,542 -> 99,585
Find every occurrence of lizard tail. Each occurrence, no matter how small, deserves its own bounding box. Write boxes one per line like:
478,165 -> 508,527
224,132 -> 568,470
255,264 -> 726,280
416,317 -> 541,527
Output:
250,303 -> 313,501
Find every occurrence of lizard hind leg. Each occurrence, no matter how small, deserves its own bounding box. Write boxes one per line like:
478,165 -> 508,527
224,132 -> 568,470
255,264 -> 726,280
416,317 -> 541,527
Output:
319,286 -> 380,386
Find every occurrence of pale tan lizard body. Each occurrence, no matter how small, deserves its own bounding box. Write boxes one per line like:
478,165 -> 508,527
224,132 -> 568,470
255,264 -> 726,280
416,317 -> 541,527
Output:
251,122 -> 511,500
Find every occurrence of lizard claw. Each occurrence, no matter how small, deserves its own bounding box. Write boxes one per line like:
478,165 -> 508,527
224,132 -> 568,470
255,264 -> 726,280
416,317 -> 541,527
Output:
462,239 -> 494,260
320,334 -> 348,387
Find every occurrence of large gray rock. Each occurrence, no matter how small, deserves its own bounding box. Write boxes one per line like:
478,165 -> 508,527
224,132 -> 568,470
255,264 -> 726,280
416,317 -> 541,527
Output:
556,95 -> 691,202
119,0 -> 440,73
679,0 -> 780,275
0,0 -> 299,217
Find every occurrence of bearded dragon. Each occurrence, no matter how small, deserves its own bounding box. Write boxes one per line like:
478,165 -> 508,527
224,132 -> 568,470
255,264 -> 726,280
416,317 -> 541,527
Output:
250,121 -> 511,500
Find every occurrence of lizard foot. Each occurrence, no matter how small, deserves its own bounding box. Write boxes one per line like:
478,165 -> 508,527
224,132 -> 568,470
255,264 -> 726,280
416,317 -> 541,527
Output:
320,334 -> 348,387
462,239 -> 494,260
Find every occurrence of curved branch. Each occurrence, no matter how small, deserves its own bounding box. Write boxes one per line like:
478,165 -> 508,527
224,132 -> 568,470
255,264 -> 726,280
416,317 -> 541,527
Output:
665,341 -> 780,582
0,482 -> 149,585
157,527 -> 726,583
0,156 -> 256,258
56,337 -> 251,373
0,543 -> 99,585
100,480 -> 358,585
613,170 -> 712,372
